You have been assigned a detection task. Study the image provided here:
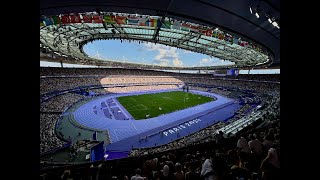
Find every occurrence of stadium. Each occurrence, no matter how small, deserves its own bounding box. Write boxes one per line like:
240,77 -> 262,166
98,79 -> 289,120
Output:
40,0 -> 280,179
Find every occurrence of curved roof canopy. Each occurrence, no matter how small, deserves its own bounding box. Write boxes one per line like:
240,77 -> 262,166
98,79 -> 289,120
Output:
40,0 -> 279,70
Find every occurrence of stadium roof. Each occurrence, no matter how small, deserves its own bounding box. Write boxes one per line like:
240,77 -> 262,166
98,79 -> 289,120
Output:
40,0 -> 280,70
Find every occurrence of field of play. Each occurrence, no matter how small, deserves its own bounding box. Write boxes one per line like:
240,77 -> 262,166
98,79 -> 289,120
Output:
116,91 -> 215,120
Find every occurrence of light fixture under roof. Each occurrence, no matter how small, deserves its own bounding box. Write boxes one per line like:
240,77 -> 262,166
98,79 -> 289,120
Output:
249,6 -> 253,14
272,21 -> 278,27
255,12 -> 260,18
268,18 -> 272,23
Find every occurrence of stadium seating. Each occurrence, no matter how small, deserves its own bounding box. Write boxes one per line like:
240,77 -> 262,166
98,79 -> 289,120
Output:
40,67 -> 280,180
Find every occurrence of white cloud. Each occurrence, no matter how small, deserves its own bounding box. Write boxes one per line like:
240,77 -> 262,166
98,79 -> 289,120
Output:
200,58 -> 210,63
198,57 -> 235,66
144,42 -> 183,67
181,49 -> 192,54
159,60 -> 170,66
173,58 -> 183,67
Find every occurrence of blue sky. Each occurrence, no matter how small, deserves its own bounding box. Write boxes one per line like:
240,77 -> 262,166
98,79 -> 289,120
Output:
83,40 -> 235,67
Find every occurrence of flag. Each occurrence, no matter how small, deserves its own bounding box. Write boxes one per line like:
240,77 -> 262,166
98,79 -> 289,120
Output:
51,16 -> 61,25
138,17 -> 149,26
218,33 -> 224,40
43,17 -> 53,26
225,34 -> 233,43
199,28 -> 212,37
189,24 -> 200,33
70,15 -> 81,23
248,42 -> 253,48
157,19 -> 162,28
256,47 -> 261,52
243,41 -> 249,47
61,15 -> 71,24
148,18 -> 158,27
180,23 -> 191,32
160,20 -> 172,29
252,43 -> 256,49
40,18 -> 45,27
92,15 -> 103,23
206,30 -> 213,36
115,16 -> 126,25
171,21 -> 181,30
104,15 -> 116,24
213,30 -> 219,38
127,17 -> 139,25
239,40 -> 245,47
233,36 -> 239,44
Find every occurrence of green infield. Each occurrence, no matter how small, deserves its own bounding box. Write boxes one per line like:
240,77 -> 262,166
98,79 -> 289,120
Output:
116,91 -> 215,120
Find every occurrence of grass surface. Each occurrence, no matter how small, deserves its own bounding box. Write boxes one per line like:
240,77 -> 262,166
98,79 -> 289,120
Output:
117,91 -> 214,120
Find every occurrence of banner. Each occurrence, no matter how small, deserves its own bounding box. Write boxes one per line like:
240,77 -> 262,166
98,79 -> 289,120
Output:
92,15 -> 103,23
61,15 -> 71,24
51,16 -> 61,25
43,17 -> 53,26
127,17 -> 139,25
70,15 -> 81,23
82,15 -> 92,23
186,24 -> 200,33
138,17 -> 149,26
115,16 -> 126,25
104,15 -> 116,24
199,28 -> 213,36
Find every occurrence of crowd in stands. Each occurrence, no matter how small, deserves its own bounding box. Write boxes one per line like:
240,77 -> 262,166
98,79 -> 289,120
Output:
40,114 -> 66,153
40,77 -> 101,94
130,122 -> 226,157
41,76 -> 278,96
100,76 -> 183,85
40,67 -> 280,83
208,88 -> 231,97
90,88 -> 110,95
40,112 -> 280,180
106,85 -> 178,93
40,68 -> 279,94
40,93 -> 84,112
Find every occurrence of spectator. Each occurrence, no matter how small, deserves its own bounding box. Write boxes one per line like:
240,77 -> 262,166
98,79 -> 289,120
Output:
248,134 -> 263,156
174,162 -> 185,180
131,168 -> 145,180
237,137 -> 250,154
260,148 -> 280,180
200,152 -> 216,180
